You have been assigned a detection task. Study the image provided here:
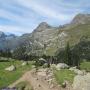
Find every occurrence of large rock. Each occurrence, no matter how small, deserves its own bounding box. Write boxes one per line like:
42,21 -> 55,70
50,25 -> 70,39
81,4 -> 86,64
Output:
39,58 -> 47,62
5,65 -> 16,71
69,67 -> 85,75
69,66 -> 77,71
74,69 -> 85,75
73,73 -> 90,90
56,63 -> 69,70
21,62 -> 28,66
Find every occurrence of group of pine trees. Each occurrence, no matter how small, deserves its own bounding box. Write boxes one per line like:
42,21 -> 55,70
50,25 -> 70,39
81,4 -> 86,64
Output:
56,37 -> 90,67
0,36 -> 89,67
0,49 -> 12,58
64,42 -> 80,67
56,42 -> 80,67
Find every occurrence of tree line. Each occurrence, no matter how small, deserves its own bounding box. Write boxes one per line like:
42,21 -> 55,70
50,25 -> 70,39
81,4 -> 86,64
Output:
56,37 -> 90,67
0,36 -> 90,67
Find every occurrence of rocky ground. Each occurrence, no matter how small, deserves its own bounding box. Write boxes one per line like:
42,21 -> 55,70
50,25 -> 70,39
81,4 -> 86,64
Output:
9,68 -> 72,90
9,63 -> 90,90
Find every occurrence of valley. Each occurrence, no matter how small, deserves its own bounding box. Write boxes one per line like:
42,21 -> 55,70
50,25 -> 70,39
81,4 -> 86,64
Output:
0,14 -> 90,90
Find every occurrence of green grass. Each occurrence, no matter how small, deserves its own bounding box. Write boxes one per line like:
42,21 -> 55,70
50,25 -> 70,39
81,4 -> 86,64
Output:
46,23 -> 90,56
66,24 -> 90,45
54,69 -> 75,85
15,81 -> 33,90
0,60 -> 32,88
46,47 -> 57,56
80,61 -> 90,71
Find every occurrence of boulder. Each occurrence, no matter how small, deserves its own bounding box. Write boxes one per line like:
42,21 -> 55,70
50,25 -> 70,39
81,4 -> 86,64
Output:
39,58 -> 47,63
56,63 -> 69,70
69,68 -> 85,75
73,73 -> 90,90
74,69 -> 84,75
5,65 -> 16,71
32,65 -> 36,68
69,66 -> 77,71
21,62 -> 28,66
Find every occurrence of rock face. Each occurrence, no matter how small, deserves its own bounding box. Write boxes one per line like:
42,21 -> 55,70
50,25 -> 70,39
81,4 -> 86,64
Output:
56,63 -> 69,70
34,22 -> 51,32
5,65 -> 16,71
73,73 -> 90,90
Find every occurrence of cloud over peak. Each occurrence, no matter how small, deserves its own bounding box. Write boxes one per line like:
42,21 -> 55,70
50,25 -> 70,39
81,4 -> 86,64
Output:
0,0 -> 90,35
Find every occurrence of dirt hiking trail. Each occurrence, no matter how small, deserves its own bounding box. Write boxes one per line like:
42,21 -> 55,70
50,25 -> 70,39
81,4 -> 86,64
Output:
9,69 -> 71,90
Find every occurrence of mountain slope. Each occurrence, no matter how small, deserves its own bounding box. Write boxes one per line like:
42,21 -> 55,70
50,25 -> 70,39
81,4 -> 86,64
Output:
0,32 -> 16,50
28,13 -> 90,56
0,13 -> 90,56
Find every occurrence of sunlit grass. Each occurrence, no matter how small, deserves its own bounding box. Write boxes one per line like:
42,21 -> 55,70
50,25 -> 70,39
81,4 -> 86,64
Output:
0,60 -> 32,88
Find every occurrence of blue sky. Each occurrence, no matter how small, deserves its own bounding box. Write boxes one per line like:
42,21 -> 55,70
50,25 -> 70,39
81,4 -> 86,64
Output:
0,0 -> 90,35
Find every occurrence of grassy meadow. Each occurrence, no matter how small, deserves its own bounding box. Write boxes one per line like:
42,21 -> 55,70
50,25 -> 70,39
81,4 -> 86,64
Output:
0,60 -> 32,88
80,61 -> 90,71
0,58 -> 90,89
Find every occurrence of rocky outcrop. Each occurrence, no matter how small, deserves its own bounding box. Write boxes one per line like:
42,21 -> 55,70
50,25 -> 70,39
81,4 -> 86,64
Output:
69,67 -> 86,75
73,73 -> 90,90
34,22 -> 52,32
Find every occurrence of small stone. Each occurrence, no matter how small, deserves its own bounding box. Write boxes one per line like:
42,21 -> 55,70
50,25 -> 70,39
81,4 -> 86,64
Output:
50,84 -> 54,89
62,82 -> 66,88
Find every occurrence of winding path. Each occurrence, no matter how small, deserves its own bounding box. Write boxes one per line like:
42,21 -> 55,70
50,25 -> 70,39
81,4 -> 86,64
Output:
9,70 -> 70,90
9,70 -> 72,90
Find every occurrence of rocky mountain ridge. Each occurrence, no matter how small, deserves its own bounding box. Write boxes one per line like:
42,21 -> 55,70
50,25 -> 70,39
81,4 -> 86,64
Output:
0,13 -> 90,56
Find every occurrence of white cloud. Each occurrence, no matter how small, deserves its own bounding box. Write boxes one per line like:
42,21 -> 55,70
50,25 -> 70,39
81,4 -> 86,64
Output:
0,25 -> 31,35
17,0 -> 75,21
0,0 -> 89,35
0,8 -> 37,26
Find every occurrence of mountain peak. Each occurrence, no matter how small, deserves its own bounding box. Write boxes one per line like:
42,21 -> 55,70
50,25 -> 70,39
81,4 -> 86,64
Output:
39,22 -> 49,26
0,31 -> 6,38
71,13 -> 90,25
34,22 -> 51,32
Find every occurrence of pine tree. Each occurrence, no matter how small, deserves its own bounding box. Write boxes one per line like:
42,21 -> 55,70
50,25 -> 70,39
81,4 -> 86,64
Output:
64,42 -> 72,66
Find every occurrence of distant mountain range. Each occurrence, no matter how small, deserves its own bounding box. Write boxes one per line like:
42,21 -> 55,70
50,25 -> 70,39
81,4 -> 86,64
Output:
0,13 -> 90,56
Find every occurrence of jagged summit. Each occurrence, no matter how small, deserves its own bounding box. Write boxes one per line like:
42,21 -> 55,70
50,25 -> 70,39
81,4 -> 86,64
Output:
34,22 -> 51,32
71,13 -> 90,24
0,31 -> 6,38
0,13 -> 90,55
38,22 -> 51,28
